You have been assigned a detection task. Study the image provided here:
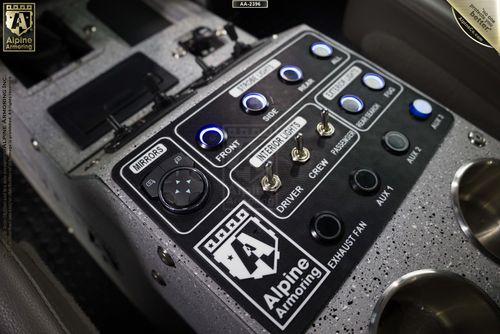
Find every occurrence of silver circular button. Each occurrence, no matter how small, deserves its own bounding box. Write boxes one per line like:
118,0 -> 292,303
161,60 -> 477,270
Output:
279,65 -> 303,84
339,95 -> 364,114
310,42 -> 333,59
241,92 -> 269,114
362,73 -> 386,91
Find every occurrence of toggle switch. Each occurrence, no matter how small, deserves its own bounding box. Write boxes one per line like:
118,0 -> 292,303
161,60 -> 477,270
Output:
291,133 -> 311,163
316,110 -> 335,137
261,161 -> 282,193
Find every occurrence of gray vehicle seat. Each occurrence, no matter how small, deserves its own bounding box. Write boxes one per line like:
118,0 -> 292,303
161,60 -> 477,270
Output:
0,240 -> 97,334
343,0 -> 500,139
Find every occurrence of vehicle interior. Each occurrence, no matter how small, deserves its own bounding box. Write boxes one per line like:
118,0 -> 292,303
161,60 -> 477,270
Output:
0,0 -> 499,333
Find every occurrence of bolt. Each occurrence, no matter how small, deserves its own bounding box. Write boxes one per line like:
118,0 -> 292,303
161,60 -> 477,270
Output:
157,246 -> 175,267
468,130 -> 486,147
151,270 -> 166,286
84,159 -> 100,171
31,139 -> 40,151
172,47 -> 187,59
83,24 -> 97,38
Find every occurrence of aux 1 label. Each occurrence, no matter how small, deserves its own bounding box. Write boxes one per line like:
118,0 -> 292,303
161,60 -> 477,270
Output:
195,201 -> 330,330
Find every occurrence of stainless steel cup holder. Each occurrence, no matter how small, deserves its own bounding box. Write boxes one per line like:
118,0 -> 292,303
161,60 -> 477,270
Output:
369,269 -> 500,334
452,158 -> 500,264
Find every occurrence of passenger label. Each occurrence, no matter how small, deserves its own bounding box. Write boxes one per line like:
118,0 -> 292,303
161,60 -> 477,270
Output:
195,201 -> 330,330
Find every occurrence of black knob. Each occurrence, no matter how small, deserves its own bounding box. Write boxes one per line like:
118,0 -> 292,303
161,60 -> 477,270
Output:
159,167 -> 209,214
382,131 -> 410,155
310,212 -> 343,243
350,168 -> 381,195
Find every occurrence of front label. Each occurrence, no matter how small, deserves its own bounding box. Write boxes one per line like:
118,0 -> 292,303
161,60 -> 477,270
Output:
195,201 -> 330,330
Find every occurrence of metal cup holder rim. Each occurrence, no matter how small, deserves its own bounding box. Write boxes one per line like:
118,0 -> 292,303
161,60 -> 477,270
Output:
451,157 -> 500,264
368,269 -> 500,334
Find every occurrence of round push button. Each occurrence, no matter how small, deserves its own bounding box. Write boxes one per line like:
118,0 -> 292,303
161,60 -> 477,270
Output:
410,99 -> 433,120
241,92 -> 269,114
159,167 -> 208,214
279,65 -> 303,84
196,124 -> 227,150
350,168 -> 381,195
310,42 -> 333,59
340,95 -> 364,114
382,131 -> 410,155
310,212 -> 343,243
362,73 -> 386,91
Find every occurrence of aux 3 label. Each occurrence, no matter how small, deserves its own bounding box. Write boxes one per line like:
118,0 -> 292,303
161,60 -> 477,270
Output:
195,201 -> 330,330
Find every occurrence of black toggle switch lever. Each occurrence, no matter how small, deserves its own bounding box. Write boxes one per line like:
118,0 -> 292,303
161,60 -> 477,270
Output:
106,114 -> 131,141
145,72 -> 174,112
224,23 -> 252,58
195,57 -> 217,79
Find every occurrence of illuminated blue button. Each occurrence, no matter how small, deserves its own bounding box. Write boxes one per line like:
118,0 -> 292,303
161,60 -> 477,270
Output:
362,73 -> 386,91
310,42 -> 333,59
339,95 -> 364,114
196,124 -> 227,150
241,92 -> 269,114
279,65 -> 303,84
410,99 -> 433,120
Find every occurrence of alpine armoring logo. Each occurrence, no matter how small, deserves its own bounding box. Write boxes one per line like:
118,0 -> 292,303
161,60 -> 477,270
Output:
195,201 -> 330,330
203,207 -> 279,280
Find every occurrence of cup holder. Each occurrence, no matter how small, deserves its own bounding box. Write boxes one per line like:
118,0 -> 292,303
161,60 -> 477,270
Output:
452,158 -> 500,264
369,269 -> 500,334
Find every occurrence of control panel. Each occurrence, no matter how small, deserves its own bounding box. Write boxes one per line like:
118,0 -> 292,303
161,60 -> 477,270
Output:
112,31 -> 453,333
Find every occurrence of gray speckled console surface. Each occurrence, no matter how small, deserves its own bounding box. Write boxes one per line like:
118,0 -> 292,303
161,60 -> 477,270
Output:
4,3 -> 499,333
94,26 -> 498,333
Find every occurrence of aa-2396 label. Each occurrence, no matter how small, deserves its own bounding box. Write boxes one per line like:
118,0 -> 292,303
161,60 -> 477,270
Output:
195,201 -> 330,330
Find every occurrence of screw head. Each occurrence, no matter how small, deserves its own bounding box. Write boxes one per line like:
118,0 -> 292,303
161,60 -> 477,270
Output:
468,131 -> 486,147
151,270 -> 166,286
83,24 -> 97,36
31,139 -> 40,151
157,246 -> 175,267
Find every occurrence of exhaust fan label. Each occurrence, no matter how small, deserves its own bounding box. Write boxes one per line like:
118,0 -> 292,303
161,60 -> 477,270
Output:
195,201 -> 330,330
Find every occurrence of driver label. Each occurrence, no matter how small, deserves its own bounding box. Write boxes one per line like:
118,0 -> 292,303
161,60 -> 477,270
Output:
195,201 -> 330,330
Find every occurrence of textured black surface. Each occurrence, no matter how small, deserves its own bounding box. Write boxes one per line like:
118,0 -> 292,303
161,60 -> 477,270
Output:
87,0 -> 171,46
48,53 -> 179,149
0,157 -> 162,334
